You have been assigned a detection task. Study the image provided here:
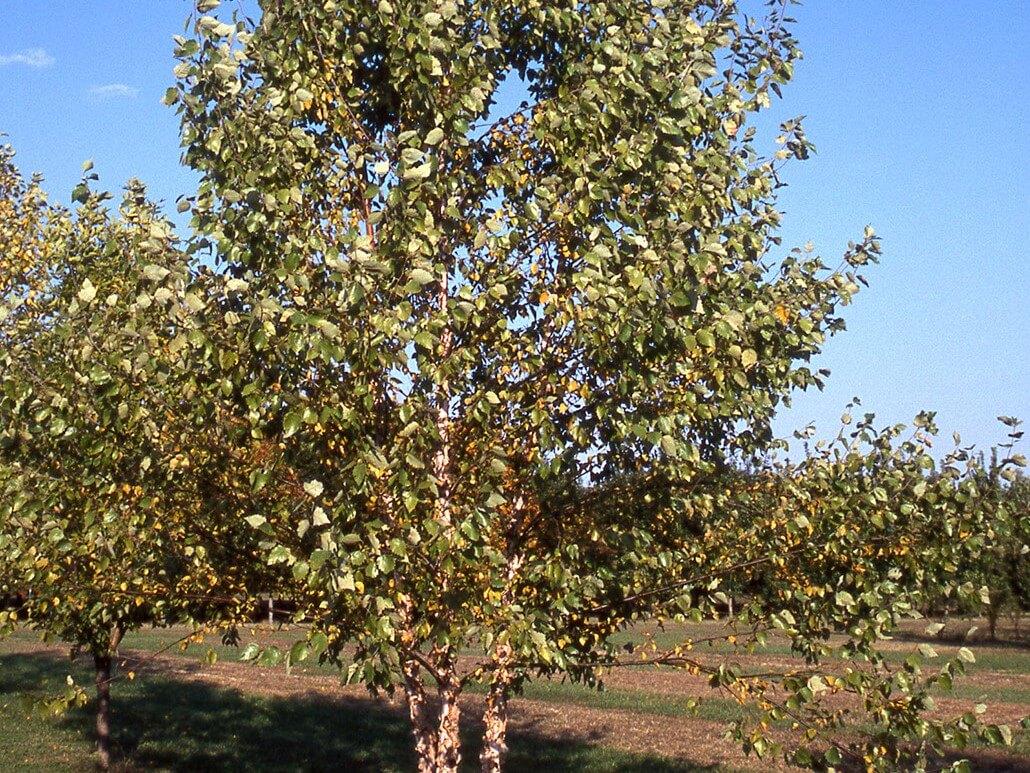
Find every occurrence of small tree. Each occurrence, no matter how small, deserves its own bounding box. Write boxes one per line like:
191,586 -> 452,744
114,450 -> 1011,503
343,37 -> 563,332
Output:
998,469 -> 1030,634
0,151 -> 267,768
168,1 -> 1014,770
963,424 -> 1029,641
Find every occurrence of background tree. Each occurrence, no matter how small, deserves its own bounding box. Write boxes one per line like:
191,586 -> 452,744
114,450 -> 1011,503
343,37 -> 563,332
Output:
164,1 -> 1018,770
997,470 -> 1030,634
959,423 -> 1029,641
0,150 -> 271,769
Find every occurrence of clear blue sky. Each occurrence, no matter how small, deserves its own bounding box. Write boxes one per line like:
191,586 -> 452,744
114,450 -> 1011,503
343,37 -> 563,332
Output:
1,2 -> 1027,455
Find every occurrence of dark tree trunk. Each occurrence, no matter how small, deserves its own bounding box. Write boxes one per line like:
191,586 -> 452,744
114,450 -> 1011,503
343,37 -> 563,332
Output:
93,653 -> 113,770
92,624 -> 124,770
987,591 -> 1003,642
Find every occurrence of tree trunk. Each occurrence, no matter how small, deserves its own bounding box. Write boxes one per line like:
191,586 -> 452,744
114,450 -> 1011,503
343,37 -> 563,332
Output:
479,643 -> 514,773
402,656 -> 464,773
987,590 -> 1003,642
436,668 -> 463,773
479,536 -> 525,773
403,657 -> 438,773
93,624 -> 124,770
408,258 -> 462,773
94,653 -> 113,770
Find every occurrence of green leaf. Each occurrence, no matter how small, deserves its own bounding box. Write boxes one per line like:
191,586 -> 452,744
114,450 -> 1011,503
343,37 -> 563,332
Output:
402,162 -> 433,181
283,410 -> 303,438
311,507 -> 330,527
309,631 -> 329,657
289,640 -> 309,665
77,279 -> 97,303
143,265 -> 171,282
258,646 -> 283,666
240,643 -> 260,661
409,268 -> 435,286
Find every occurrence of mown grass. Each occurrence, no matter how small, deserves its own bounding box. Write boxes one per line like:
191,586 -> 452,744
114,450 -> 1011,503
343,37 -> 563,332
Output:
500,679 -> 744,722
13,616 -> 1024,681
607,620 -> 1030,676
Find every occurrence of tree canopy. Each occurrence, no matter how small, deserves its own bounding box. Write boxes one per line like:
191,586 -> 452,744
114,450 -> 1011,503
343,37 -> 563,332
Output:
163,1 -> 1020,770
0,150 -> 273,767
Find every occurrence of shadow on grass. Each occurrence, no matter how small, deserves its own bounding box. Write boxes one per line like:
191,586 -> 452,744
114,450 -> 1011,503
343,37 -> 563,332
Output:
0,653 -> 715,772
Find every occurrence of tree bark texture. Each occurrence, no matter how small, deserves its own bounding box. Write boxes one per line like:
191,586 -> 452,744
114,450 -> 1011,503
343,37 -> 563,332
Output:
479,642 -> 514,773
435,668 -> 463,773
402,657 -> 464,773
93,653 -> 113,770
479,523 -> 526,773
403,658 -> 438,773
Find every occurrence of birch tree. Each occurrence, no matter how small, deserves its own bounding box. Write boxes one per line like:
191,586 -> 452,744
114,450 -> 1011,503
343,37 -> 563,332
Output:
168,2 -> 1017,770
